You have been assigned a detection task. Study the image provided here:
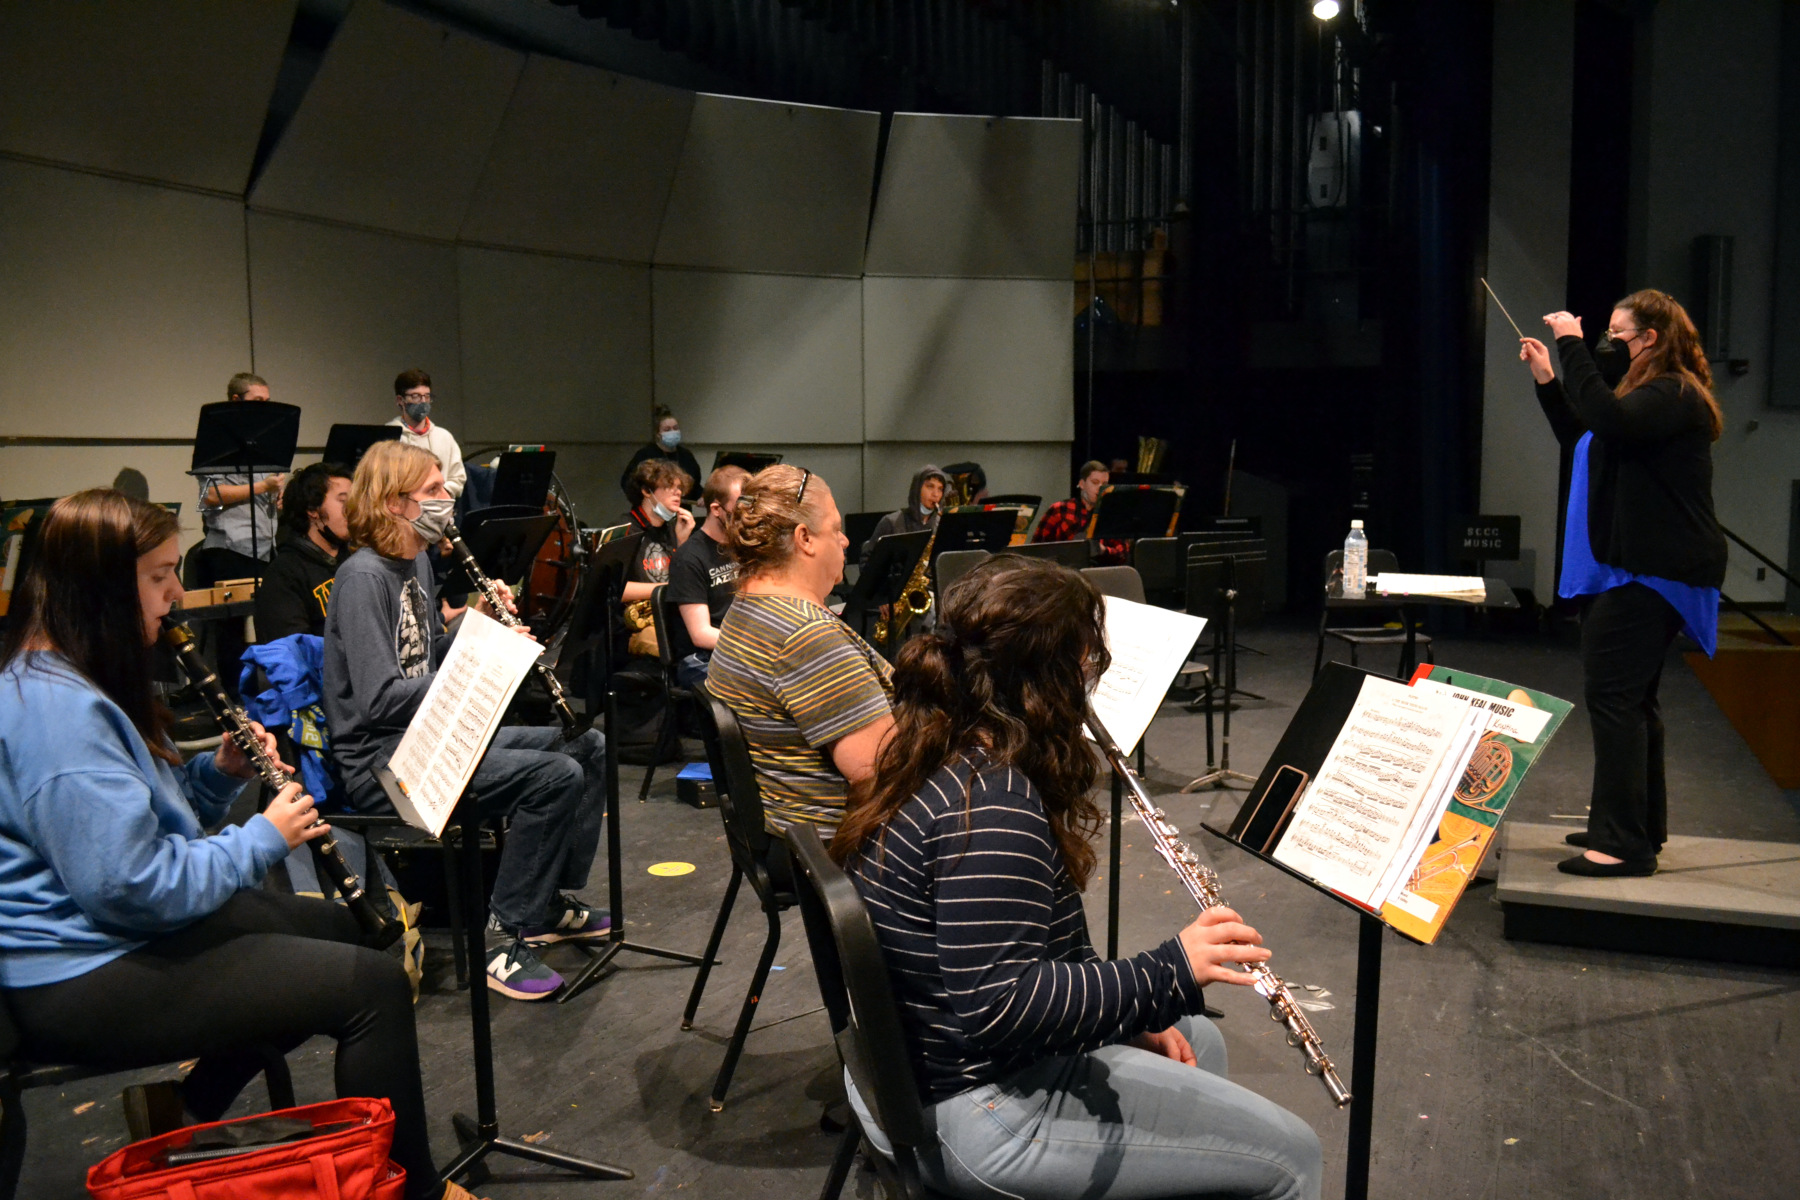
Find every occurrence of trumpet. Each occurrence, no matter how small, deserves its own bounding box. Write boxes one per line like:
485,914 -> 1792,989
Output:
1086,709 -> 1352,1108
444,523 -> 580,739
162,619 -> 402,949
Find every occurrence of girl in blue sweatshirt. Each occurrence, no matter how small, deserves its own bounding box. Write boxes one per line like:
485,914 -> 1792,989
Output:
0,490 -> 475,1200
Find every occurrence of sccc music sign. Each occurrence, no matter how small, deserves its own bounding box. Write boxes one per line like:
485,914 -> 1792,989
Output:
1451,515 -> 1520,560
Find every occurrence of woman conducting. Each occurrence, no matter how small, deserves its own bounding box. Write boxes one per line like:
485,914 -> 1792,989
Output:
0,490 -> 475,1200
830,555 -> 1321,1200
1521,289 -> 1726,878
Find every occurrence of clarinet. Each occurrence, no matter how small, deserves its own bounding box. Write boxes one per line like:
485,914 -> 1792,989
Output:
1087,709 -> 1352,1108
162,619 -> 402,949
443,524 -> 581,739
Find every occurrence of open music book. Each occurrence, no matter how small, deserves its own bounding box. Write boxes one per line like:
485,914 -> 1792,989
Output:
1258,666 -> 1569,943
1091,595 -> 1208,756
385,609 -> 544,837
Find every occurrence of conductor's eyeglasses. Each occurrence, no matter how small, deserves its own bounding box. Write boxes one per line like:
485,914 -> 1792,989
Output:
1602,327 -> 1641,344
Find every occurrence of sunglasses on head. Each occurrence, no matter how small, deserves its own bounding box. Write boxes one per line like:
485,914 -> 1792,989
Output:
795,468 -> 812,506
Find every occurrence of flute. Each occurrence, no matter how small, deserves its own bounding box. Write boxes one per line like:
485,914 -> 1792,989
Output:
162,619 -> 402,949
1086,709 -> 1352,1108
443,523 -> 580,739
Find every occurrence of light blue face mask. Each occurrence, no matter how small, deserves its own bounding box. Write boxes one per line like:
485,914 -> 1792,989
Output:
651,499 -> 680,523
659,429 -> 682,450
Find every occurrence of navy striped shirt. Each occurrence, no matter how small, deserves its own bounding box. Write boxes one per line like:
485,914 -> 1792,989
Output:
846,756 -> 1204,1104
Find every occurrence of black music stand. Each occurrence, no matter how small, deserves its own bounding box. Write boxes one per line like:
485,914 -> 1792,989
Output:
1181,542 -> 1266,791
712,450 -> 783,473
1088,484 -> 1184,541
843,511 -> 887,562
189,400 -> 300,576
322,423 -> 401,469
438,511 -> 559,601
373,768 -> 631,1185
930,509 -> 1016,559
558,533 -> 710,1003
841,529 -> 930,656
491,451 -> 557,509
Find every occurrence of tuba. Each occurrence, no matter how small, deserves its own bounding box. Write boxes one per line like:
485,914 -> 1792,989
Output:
873,512 -> 937,650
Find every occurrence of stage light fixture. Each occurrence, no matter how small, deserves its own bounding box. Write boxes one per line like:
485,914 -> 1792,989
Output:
1312,0 -> 1340,19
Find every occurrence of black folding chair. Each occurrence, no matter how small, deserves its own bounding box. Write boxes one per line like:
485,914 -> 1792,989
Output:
638,583 -> 701,800
0,1000 -> 292,1200
783,824 -> 955,1200
1314,548 -> 1435,676
682,683 -> 798,1112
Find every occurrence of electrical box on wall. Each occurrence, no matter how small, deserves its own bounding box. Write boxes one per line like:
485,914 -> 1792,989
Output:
1306,111 -> 1361,209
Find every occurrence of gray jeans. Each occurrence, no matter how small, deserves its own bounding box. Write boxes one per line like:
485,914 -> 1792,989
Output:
849,1014 -> 1321,1200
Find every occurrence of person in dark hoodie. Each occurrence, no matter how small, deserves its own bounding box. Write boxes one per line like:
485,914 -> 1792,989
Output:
859,464 -> 948,569
255,462 -> 352,641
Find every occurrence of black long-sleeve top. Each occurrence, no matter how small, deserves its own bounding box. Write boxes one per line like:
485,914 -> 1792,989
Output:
1534,335 -> 1726,588
845,756 -> 1204,1105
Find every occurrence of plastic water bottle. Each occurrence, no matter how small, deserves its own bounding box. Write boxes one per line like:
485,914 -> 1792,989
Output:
1342,519 -> 1368,595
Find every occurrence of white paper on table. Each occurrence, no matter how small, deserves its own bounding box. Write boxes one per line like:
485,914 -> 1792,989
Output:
1369,573 -> 1486,600
1410,677 -> 1552,744
1090,595 -> 1208,756
386,609 -> 543,837
1270,675 -> 1473,906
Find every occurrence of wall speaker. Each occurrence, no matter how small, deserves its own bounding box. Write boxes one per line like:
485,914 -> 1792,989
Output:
1690,234 -> 1733,360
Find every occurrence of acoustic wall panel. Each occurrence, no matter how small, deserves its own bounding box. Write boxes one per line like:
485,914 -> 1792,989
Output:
0,444 -> 215,541
460,58 -> 693,262
246,213 -> 461,444
865,115 -> 1082,279
684,443 -> 867,512
654,95 -> 880,277
862,278 -> 1074,443
861,443 -> 1071,523
249,0 -> 523,240
0,0 -> 294,194
0,161 -> 251,439
531,442 -> 643,524
457,247 -> 652,444
653,270 -> 864,445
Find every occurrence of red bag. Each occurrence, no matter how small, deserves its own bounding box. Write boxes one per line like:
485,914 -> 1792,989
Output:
86,1097 -> 406,1200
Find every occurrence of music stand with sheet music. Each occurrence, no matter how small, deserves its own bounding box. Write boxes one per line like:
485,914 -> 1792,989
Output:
1201,660 -> 1569,1200
841,528 -> 930,655
557,529 -> 710,1002
438,511 -> 559,601
189,400 -> 300,576
1088,484 -> 1184,541
321,423 -> 401,468
491,450 -> 557,509
711,450 -> 783,474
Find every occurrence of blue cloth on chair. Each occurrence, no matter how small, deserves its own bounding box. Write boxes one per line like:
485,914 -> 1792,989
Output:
238,635 -> 340,808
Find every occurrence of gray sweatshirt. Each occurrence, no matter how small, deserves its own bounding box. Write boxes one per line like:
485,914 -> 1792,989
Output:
321,547 -> 454,803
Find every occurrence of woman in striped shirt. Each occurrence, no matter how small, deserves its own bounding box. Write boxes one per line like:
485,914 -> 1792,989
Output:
832,556 -> 1320,1200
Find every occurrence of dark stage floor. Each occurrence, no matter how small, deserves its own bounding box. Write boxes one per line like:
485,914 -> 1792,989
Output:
18,621 -> 1800,1198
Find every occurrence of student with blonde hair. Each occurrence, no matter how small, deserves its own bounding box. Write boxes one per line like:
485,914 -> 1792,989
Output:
324,441 -> 609,1000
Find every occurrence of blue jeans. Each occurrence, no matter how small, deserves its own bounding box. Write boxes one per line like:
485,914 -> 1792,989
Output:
849,1015 -> 1321,1200
349,725 -> 606,931
674,650 -> 710,690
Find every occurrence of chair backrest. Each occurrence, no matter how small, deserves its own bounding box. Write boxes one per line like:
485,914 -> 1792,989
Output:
782,824 -> 933,1160
933,549 -> 990,606
1080,564 -> 1146,604
691,682 -> 774,870
1321,547 -> 1401,591
650,583 -> 699,667
1013,538 -> 1091,569
0,992 -> 19,1062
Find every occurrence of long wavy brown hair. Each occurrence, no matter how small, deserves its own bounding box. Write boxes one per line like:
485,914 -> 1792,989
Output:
1613,289 -> 1723,440
830,555 -> 1110,889
1,489 -> 182,763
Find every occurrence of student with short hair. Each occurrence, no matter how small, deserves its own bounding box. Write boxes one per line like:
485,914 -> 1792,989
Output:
323,442 -> 607,1000
387,368 -> 466,499
255,461 -> 352,641
193,372 -> 284,585
666,465 -> 749,688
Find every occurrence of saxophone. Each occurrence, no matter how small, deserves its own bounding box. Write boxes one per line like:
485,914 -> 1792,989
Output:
873,511 -> 937,650
1086,709 -> 1352,1108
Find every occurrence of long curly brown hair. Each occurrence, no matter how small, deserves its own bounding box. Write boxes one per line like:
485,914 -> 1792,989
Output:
1614,289 -> 1723,440
829,555 -> 1111,889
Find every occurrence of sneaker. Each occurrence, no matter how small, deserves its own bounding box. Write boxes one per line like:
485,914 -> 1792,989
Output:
520,893 -> 612,946
484,937 -> 563,1000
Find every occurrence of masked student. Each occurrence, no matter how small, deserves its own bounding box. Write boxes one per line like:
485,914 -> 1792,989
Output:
254,462 -> 353,641
618,405 -> 703,508
321,442 -> 609,1001
618,458 -> 696,659
388,369 -> 466,499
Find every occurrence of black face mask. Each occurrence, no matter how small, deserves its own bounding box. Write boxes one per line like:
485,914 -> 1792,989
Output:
1594,337 -> 1634,386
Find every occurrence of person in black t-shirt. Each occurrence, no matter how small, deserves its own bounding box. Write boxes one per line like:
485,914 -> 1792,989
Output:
666,465 -> 747,688
618,405 -> 703,508
619,457 -> 694,659
255,462 -> 352,641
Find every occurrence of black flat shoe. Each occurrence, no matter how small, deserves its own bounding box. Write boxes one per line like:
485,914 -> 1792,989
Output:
1564,831 -> 1589,848
1556,853 -> 1656,878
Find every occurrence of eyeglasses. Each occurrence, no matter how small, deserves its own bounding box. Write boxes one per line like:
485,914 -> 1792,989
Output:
795,468 -> 812,506
401,392 -> 433,402
1601,328 -> 1641,344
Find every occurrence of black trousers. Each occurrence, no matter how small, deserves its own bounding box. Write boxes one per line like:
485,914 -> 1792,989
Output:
5,891 -> 441,1200
1580,582 -> 1683,861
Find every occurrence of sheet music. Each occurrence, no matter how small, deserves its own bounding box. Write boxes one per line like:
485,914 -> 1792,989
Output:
1369,703 -> 1489,909
1091,596 -> 1207,755
387,610 -> 542,836
1271,675 -> 1473,906
1369,573 -> 1486,601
